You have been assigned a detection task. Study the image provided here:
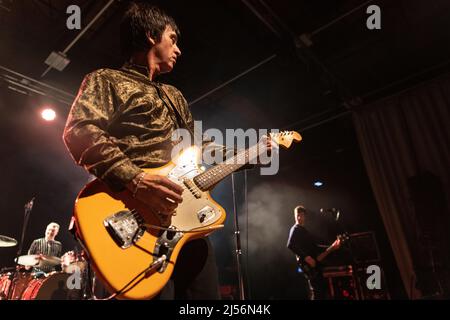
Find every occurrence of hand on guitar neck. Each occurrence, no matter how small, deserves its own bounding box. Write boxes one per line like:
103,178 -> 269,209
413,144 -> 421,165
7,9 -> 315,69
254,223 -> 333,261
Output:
305,235 -> 345,268
317,237 -> 342,261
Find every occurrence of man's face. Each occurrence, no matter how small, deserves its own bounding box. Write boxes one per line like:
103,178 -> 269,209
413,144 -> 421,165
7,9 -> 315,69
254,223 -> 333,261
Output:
152,25 -> 181,74
45,224 -> 59,239
296,212 -> 305,225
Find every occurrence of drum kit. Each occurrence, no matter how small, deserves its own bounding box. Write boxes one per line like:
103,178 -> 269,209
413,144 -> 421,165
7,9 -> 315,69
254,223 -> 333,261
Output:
0,234 -> 88,300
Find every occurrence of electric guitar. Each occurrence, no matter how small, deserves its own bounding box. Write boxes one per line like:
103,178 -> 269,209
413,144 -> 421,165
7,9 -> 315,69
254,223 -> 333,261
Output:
72,131 -> 301,299
297,233 -> 349,280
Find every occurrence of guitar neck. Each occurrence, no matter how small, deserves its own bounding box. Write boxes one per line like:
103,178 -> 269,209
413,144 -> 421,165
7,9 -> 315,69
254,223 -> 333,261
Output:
316,234 -> 347,262
193,131 -> 302,191
193,143 -> 262,191
316,249 -> 332,263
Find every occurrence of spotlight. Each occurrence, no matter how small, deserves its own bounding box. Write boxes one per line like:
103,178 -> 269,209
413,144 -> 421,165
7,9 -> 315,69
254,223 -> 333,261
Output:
313,181 -> 323,187
41,108 -> 56,121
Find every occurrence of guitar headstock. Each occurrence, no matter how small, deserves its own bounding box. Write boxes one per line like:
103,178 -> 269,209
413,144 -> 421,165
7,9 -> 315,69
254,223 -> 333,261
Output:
337,233 -> 350,243
269,131 -> 302,149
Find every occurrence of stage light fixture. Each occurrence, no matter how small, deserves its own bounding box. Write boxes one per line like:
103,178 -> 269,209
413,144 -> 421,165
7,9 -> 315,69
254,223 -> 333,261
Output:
41,108 -> 56,121
313,181 -> 323,187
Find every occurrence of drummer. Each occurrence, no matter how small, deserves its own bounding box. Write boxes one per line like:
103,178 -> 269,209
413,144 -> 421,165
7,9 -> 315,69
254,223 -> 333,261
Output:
27,222 -> 62,274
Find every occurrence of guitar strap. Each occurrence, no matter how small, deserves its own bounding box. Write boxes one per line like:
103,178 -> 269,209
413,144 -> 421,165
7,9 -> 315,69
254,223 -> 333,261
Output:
155,83 -> 196,140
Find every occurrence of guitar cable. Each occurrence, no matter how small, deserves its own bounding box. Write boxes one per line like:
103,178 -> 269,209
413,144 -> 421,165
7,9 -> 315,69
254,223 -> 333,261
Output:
91,255 -> 167,300
95,220 -> 226,300
92,213 -> 224,300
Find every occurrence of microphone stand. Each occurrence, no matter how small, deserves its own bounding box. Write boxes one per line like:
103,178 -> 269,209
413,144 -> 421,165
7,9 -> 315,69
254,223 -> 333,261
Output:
8,197 -> 34,300
231,173 -> 246,300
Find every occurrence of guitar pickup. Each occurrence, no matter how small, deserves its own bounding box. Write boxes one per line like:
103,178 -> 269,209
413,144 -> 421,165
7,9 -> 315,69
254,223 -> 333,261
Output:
104,210 -> 145,249
183,179 -> 201,199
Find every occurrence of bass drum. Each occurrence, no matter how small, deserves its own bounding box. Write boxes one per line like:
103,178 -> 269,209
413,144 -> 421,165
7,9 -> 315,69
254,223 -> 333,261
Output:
0,273 -> 12,300
8,271 -> 33,300
21,272 -> 83,300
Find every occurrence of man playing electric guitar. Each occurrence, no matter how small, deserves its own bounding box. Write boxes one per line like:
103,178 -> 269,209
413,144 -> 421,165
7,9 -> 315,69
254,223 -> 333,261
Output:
63,2 -> 279,300
287,205 -> 342,299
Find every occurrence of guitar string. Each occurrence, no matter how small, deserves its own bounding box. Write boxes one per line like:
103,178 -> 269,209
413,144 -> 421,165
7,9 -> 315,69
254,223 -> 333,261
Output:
129,209 -> 223,234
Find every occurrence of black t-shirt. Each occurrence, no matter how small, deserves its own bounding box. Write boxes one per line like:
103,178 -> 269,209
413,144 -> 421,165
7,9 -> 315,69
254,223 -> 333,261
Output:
287,224 -> 321,260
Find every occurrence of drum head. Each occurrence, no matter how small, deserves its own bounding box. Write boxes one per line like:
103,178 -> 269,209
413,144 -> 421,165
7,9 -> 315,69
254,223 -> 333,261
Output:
23,272 -> 83,300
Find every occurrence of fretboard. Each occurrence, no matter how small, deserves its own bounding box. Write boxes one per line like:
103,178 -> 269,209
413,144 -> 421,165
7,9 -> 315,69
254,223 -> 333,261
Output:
193,143 -> 262,191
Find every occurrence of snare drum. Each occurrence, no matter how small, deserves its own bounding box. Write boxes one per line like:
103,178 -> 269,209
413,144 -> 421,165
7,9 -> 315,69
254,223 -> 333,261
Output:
21,272 -> 82,300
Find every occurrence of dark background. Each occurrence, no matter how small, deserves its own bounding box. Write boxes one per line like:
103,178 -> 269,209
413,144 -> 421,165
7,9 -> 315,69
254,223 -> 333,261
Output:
1,0 -> 450,299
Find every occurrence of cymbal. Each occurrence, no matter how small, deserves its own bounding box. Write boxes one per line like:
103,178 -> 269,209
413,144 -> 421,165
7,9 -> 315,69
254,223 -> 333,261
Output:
16,254 -> 61,267
16,255 -> 39,266
0,235 -> 17,248
40,255 -> 61,266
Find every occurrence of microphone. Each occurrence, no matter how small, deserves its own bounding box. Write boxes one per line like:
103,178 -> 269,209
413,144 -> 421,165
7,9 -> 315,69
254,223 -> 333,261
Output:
320,208 -> 336,213
25,197 -> 35,210
319,208 -> 340,221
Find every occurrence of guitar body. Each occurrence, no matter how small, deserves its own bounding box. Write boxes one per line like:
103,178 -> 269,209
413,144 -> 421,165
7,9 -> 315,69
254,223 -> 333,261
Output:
298,260 -> 323,281
73,146 -> 226,300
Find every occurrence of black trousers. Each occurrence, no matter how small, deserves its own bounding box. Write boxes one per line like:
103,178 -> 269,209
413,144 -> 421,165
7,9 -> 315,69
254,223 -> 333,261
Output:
157,237 -> 221,300
308,274 -> 329,300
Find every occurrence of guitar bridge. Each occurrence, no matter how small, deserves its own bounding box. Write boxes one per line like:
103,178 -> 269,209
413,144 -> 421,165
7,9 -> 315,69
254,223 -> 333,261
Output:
104,210 -> 145,249
197,206 -> 216,224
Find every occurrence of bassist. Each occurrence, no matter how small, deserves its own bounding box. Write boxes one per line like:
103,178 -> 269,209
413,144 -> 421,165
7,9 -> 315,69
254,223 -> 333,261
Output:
287,205 -> 341,299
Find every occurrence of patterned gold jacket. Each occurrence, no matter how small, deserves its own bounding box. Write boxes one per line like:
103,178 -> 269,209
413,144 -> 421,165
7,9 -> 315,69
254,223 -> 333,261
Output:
63,64 -> 233,191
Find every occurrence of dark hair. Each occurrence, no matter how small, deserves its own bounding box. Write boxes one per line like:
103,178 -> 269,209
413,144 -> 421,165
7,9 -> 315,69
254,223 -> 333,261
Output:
120,1 -> 180,58
294,205 -> 306,215
294,205 -> 306,222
